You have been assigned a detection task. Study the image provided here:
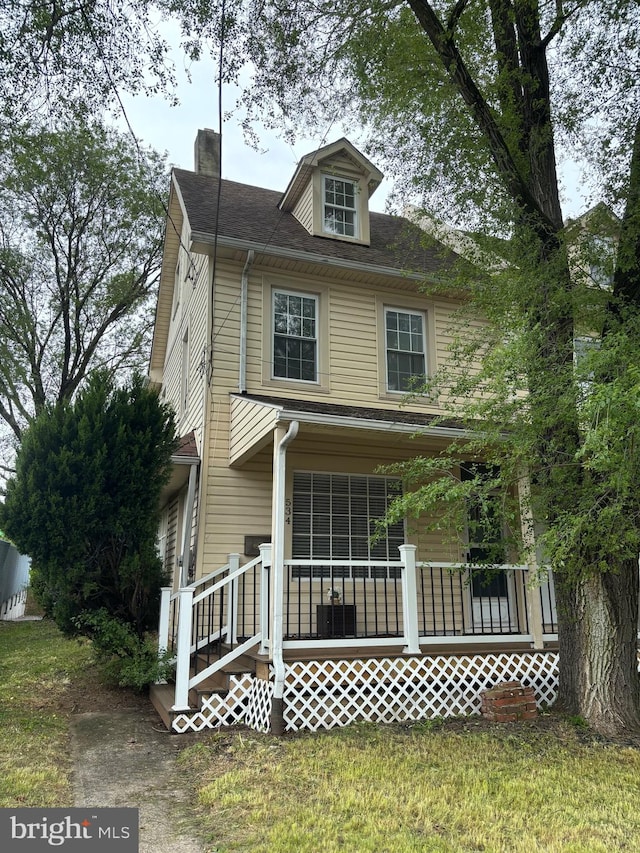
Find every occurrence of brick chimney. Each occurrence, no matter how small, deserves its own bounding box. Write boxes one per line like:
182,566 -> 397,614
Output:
194,129 -> 221,177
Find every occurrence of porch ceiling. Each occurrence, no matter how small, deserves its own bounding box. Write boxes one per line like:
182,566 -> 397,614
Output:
229,392 -> 471,466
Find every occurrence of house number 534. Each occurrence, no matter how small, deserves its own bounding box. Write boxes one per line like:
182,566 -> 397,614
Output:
285,498 -> 292,524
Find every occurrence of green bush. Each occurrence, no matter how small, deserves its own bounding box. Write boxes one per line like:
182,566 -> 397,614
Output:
75,609 -> 174,691
1,371 -> 177,638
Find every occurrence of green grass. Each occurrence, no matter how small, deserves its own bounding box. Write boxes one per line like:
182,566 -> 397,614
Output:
4,618 -> 640,852
0,619 -> 93,806
184,721 -> 640,853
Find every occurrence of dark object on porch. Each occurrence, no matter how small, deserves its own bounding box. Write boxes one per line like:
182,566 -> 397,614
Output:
480,680 -> 538,722
317,604 -> 356,638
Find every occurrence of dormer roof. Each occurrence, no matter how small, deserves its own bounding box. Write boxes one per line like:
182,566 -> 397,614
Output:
279,137 -> 384,213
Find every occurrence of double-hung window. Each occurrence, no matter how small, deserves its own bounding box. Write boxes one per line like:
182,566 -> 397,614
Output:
323,176 -> 357,237
385,308 -> 427,392
273,289 -> 318,382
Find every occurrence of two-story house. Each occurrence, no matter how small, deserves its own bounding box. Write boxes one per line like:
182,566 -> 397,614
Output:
149,131 -> 558,734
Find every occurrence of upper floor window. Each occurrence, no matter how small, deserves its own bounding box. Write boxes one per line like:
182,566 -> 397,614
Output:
181,327 -> 189,414
323,176 -> 357,238
385,308 -> 427,392
172,256 -> 182,318
273,289 -> 318,382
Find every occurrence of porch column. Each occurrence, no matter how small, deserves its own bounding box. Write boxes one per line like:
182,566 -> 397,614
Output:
158,586 -> 172,660
258,542 -> 272,656
518,471 -> 544,649
399,544 -> 420,654
172,586 -> 194,711
270,421 -> 299,734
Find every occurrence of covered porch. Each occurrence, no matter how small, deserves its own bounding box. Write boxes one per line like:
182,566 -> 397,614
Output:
151,395 -> 558,733
153,547 -> 558,733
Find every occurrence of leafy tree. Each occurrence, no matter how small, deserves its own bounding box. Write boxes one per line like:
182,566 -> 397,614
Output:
0,371 -> 177,638
0,1 -> 177,130
0,119 -> 167,475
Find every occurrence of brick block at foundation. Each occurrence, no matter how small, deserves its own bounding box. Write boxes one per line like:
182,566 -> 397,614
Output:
480,680 -> 538,722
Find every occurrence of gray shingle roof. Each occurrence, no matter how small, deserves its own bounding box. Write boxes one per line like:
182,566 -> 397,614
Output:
173,169 -> 460,276
235,393 -> 467,432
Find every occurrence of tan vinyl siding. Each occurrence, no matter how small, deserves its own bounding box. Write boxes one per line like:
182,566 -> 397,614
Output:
229,395 -> 279,465
245,265 -> 468,414
321,152 -> 364,180
161,247 -> 209,437
201,442 -> 273,570
195,253 -> 485,583
150,189 -> 184,379
166,497 -> 180,590
292,180 -> 314,234
210,260 -> 243,393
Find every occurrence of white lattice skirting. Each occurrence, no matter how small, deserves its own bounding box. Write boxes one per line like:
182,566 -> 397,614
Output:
170,651 -> 558,734
282,652 -> 559,733
171,674 -> 255,733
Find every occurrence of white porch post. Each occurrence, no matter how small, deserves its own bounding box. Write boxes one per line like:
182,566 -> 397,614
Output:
518,471 -> 545,649
399,544 -> 420,654
271,421 -> 299,734
258,543 -> 272,656
158,586 -> 172,659
228,552 -> 240,645
172,586 -> 194,711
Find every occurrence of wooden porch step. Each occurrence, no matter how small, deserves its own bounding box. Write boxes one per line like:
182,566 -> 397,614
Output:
149,683 -> 176,731
149,653 -> 259,730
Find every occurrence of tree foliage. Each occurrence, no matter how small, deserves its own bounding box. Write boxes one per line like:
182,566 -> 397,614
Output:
0,1 -> 176,129
0,119 -> 167,456
0,371 -> 177,637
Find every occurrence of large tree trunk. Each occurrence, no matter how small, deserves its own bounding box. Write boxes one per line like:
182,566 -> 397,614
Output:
409,0 -> 640,735
555,559 -> 640,734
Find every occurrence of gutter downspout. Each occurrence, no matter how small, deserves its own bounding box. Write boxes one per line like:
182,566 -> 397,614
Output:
180,463 -> 199,586
238,249 -> 255,393
270,420 -> 299,734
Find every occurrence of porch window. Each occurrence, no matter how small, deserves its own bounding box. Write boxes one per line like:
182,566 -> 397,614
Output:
385,308 -> 427,392
323,176 -> 357,237
291,472 -> 404,579
273,289 -> 318,382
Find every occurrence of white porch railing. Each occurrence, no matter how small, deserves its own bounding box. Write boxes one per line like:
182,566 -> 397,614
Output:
160,543 -> 556,713
158,544 -> 271,711
282,549 -> 547,649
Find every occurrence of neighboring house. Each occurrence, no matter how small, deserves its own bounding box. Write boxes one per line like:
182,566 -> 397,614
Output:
149,131 -> 558,734
0,534 -> 30,620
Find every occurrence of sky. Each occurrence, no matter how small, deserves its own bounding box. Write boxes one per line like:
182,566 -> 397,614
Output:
116,29 -> 587,222
118,50 -> 394,213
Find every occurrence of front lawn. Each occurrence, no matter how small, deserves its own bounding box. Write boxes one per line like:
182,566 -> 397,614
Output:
184,717 -> 640,852
0,619 -> 92,806
3,618 -> 640,852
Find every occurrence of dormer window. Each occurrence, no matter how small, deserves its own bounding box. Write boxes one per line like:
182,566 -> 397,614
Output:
323,176 -> 358,238
278,138 -> 383,247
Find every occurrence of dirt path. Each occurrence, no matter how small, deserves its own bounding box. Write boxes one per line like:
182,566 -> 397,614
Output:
70,708 -> 208,853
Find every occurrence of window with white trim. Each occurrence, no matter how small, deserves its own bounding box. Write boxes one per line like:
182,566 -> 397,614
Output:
273,289 -> 318,382
291,472 -> 404,579
323,176 -> 358,237
172,256 -> 181,318
385,307 -> 427,392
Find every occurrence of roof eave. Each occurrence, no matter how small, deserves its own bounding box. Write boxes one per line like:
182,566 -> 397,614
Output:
190,231 -> 430,282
